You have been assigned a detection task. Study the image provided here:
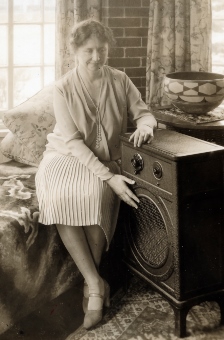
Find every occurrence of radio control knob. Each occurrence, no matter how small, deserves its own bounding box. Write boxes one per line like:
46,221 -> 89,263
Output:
131,153 -> 144,175
153,161 -> 163,179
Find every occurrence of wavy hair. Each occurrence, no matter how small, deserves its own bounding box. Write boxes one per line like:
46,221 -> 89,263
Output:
70,19 -> 116,51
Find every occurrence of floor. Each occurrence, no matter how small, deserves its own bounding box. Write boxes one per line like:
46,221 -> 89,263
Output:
0,281 -> 84,340
1,274 -> 224,340
67,276 -> 224,340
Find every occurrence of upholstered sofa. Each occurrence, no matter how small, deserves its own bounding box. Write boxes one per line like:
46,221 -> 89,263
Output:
0,84 -> 82,335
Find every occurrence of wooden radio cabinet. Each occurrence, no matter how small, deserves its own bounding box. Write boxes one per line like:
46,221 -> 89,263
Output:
120,129 -> 224,337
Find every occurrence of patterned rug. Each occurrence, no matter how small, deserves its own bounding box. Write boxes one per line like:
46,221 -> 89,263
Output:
66,277 -> 224,340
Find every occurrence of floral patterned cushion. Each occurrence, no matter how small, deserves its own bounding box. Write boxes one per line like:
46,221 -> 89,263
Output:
2,83 -> 56,166
1,131 -> 37,166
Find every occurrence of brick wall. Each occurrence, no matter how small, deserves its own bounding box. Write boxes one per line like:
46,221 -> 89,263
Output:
102,0 -> 150,102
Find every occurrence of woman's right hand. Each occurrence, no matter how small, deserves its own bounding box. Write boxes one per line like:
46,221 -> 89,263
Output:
106,174 -> 139,209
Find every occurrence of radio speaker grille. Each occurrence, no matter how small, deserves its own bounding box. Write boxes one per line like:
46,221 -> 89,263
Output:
130,196 -> 168,268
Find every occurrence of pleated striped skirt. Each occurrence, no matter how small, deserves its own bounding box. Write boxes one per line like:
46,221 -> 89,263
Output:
35,151 -> 121,250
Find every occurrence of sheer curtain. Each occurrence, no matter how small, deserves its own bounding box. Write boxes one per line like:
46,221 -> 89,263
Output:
146,0 -> 212,107
55,0 -> 102,78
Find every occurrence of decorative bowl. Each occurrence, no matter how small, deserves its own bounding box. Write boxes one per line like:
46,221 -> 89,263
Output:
163,71 -> 224,115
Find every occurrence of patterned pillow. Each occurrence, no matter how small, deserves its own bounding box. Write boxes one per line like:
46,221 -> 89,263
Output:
0,131 -> 37,166
2,83 -> 56,166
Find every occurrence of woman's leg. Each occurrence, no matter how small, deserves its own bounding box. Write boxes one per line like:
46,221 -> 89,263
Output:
80,225 -> 107,314
82,225 -> 106,303
56,224 -> 104,289
56,224 -> 109,328
83,224 -> 106,269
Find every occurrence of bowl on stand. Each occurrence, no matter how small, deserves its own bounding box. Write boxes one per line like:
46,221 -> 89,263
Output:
163,71 -> 224,115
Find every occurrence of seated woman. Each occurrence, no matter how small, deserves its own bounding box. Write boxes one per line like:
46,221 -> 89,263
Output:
35,19 -> 157,330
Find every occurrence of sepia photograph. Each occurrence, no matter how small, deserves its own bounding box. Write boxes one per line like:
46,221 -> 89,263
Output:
0,0 -> 224,339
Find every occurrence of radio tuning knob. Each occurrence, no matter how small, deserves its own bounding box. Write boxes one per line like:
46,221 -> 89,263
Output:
131,153 -> 144,175
153,161 -> 163,179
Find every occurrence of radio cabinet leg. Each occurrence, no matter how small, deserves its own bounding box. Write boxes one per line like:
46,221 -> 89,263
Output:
173,306 -> 189,338
171,293 -> 224,338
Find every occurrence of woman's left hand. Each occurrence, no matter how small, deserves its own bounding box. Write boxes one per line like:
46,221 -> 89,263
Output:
129,125 -> 154,147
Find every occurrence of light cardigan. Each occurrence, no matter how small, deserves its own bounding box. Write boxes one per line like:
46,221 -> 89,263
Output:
46,65 -> 157,181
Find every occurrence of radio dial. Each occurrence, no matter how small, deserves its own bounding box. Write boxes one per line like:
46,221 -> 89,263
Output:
131,153 -> 144,175
153,161 -> 163,179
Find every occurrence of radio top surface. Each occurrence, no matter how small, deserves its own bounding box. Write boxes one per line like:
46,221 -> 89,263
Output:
120,129 -> 224,160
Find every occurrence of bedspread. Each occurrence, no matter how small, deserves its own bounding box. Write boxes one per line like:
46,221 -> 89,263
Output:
0,161 -> 81,334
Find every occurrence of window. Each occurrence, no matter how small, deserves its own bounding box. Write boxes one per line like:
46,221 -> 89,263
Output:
0,0 -> 55,116
212,0 -> 224,74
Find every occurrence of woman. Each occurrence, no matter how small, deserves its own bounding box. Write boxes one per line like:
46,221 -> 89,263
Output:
35,19 -> 157,330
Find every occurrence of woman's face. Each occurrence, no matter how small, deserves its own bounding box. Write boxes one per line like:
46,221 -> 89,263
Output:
76,35 -> 109,72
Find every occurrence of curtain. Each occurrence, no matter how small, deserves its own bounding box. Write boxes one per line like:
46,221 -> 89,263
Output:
146,0 -> 212,107
55,0 -> 102,78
